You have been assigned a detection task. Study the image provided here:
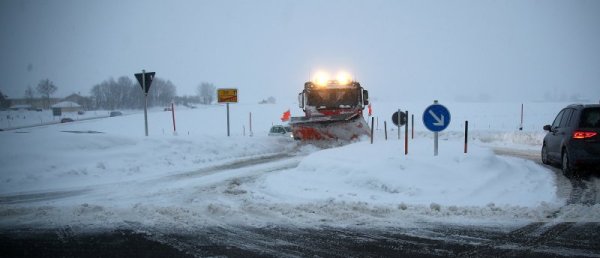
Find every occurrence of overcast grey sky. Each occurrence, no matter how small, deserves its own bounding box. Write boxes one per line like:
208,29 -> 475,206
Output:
1,0 -> 599,103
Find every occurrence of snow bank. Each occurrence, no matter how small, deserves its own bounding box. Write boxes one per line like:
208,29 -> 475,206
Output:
257,138 -> 560,208
0,131 -> 294,194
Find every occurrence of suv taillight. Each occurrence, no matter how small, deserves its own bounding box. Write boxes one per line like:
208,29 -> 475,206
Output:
573,131 -> 597,139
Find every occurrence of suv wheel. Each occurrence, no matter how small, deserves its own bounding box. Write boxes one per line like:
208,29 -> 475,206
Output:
561,150 -> 575,178
541,144 -> 550,165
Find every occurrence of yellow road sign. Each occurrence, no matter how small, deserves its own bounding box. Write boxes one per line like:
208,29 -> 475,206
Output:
217,88 -> 238,103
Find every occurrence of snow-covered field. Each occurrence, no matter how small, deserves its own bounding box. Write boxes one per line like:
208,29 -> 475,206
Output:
1,101 -> 597,231
0,109 -> 115,129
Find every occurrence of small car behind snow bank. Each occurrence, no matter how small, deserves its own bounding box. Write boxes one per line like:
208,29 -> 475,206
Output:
60,118 -> 74,123
109,111 -> 123,117
269,125 -> 293,138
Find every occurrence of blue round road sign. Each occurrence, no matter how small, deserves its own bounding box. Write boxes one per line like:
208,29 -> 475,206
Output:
423,104 -> 451,132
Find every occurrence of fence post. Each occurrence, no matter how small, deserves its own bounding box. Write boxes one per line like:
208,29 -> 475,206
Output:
464,120 -> 469,154
405,110 -> 408,155
411,114 -> 414,139
371,116 -> 375,144
384,121 -> 388,140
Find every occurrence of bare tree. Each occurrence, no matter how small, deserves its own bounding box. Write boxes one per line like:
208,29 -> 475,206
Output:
24,86 -> 35,105
147,78 -> 177,107
0,89 -> 10,109
36,79 -> 57,109
91,77 -> 135,110
197,82 -> 215,105
90,76 -> 177,110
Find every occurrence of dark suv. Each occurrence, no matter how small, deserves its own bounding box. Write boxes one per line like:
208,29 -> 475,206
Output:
542,104 -> 600,177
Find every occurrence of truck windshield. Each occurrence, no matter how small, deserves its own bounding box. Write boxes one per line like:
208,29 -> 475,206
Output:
306,88 -> 359,108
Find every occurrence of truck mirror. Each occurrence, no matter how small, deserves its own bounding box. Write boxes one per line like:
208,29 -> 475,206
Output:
363,90 -> 369,105
298,92 -> 304,109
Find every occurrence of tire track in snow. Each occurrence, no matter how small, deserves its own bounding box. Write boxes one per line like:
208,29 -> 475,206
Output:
492,147 -> 599,207
166,153 -> 295,180
486,147 -> 599,257
568,178 -> 600,206
0,152 -> 303,205
0,189 -> 91,205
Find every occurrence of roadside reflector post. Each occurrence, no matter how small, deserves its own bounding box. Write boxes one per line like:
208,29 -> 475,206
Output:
411,114 -> 414,139
371,116 -> 375,144
519,103 -> 523,131
249,112 -> 253,137
384,121 -> 388,140
171,102 -> 176,135
243,125 -> 246,136
464,120 -> 469,154
405,110 -> 408,155
376,117 -> 379,131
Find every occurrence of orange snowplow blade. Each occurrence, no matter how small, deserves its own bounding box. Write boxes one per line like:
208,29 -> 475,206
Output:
290,114 -> 370,141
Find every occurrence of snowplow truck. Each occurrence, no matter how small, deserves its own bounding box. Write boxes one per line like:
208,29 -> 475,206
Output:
290,80 -> 370,141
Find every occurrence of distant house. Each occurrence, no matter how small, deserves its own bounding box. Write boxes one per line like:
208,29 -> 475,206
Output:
8,98 -> 60,110
63,93 -> 92,110
51,101 -> 82,113
8,93 -> 92,111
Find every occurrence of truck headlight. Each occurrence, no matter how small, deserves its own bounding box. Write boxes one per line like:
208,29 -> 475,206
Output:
313,71 -> 330,87
336,71 -> 352,85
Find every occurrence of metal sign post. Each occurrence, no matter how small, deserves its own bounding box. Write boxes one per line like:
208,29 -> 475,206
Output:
423,100 -> 451,156
217,88 -> 238,137
134,70 -> 155,137
143,70 -> 148,136
391,110 -> 406,141
397,109 -> 401,140
434,100 -> 438,156
226,103 -> 230,137
434,132 -> 438,156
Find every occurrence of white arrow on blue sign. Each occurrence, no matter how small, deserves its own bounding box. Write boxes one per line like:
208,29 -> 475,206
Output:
423,104 -> 451,132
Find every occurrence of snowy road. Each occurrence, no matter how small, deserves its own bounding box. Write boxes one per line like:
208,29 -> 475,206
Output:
0,102 -> 598,257
2,222 -> 600,257
2,146 -> 600,257
494,147 -> 600,214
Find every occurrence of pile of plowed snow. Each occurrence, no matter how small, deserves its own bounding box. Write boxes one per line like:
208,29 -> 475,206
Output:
257,137 -> 561,207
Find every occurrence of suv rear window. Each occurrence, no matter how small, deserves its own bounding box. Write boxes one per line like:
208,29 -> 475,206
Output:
579,108 -> 600,128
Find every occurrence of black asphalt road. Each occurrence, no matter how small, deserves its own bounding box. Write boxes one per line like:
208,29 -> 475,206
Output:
1,149 -> 599,257
2,223 -> 600,257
